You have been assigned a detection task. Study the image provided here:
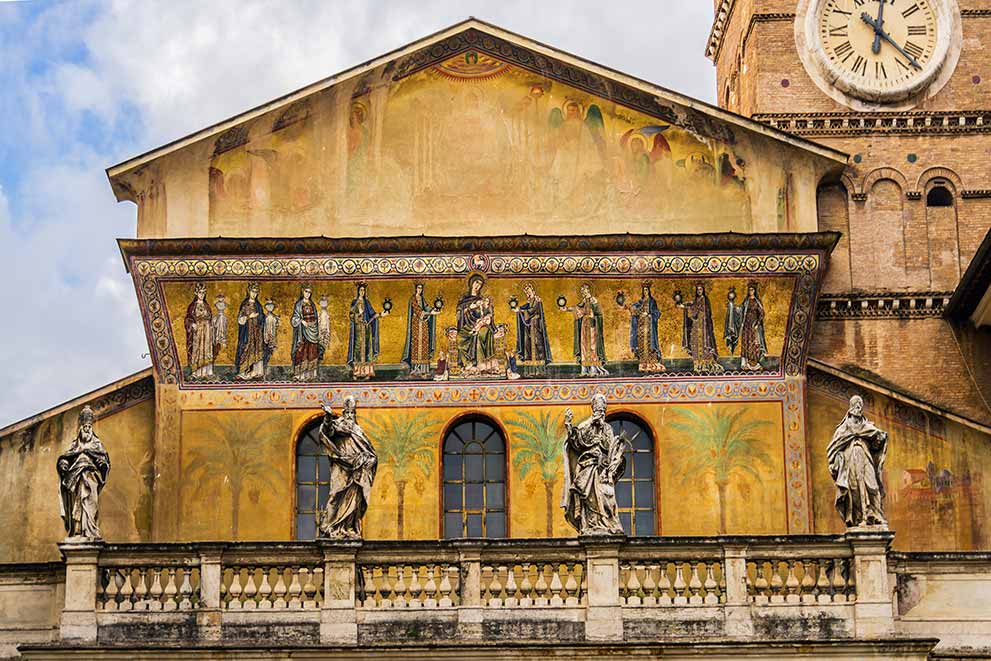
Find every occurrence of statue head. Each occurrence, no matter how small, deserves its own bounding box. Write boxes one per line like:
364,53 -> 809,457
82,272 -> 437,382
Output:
848,395 -> 864,418
78,406 -> 95,441
342,396 -> 358,421
591,393 -> 608,420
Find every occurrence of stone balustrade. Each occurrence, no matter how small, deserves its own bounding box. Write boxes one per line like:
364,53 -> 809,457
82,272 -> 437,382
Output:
46,533 -> 900,647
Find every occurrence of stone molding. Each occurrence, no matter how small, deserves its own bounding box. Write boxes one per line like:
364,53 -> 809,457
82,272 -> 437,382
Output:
706,0 -> 737,61
816,292 -> 953,319
754,110 -> 991,137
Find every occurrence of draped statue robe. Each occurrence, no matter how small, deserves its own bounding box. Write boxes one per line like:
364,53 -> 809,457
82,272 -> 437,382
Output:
827,410 -> 888,527
57,434 -> 111,539
561,416 -> 626,535
317,414 -> 378,539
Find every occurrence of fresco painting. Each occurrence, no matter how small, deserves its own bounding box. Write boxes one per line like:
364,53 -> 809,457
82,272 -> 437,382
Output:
195,51 -> 825,238
165,274 -> 795,386
808,386 -> 991,551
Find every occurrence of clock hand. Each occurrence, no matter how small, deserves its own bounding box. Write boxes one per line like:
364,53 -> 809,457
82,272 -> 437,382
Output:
873,0 -> 885,54
860,14 -> 924,70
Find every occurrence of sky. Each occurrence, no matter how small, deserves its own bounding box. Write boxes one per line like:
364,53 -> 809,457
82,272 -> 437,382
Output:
0,0 -> 717,427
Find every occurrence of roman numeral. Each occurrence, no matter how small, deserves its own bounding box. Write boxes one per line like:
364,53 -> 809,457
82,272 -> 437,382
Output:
904,40 -> 925,59
829,25 -> 848,37
852,55 -> 868,76
902,3 -> 920,18
907,25 -> 927,36
876,61 -> 888,79
833,7 -> 852,15
833,40 -> 854,60
895,58 -> 911,73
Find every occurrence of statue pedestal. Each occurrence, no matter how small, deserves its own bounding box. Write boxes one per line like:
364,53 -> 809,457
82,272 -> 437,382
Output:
846,529 -> 895,638
59,540 -> 103,643
318,540 -> 361,645
581,534 -> 625,642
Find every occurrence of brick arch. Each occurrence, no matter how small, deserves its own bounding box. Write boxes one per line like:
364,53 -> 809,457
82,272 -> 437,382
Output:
860,167 -> 909,197
916,167 -> 963,195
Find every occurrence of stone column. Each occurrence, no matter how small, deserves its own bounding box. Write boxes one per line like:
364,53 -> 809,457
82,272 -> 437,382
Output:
59,542 -> 103,642
197,544 -> 224,641
582,536 -> 624,642
319,541 -> 360,645
847,529 -> 895,637
723,543 -> 754,637
455,542 -> 483,640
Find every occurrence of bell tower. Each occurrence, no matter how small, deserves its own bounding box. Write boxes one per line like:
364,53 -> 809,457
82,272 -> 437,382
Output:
707,0 -> 990,295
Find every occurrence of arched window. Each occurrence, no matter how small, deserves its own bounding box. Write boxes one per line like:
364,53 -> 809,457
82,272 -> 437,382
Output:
926,185 -> 954,207
442,416 -> 506,538
295,420 -> 329,541
607,415 -> 656,537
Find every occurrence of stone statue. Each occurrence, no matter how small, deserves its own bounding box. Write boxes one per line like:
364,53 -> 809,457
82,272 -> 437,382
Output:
316,397 -> 378,540
57,406 -> 111,541
827,395 -> 888,529
561,394 -> 628,536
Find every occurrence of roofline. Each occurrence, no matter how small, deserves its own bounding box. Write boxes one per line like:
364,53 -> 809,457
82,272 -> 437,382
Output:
808,358 -> 991,436
945,227 -> 991,321
106,17 -> 847,192
0,368 -> 154,438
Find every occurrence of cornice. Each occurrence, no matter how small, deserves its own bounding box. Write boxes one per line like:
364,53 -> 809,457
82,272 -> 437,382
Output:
742,13 -> 797,61
816,291 -> 953,319
962,189 -> 991,199
961,9 -> 991,17
706,0 -> 737,61
754,110 -> 991,137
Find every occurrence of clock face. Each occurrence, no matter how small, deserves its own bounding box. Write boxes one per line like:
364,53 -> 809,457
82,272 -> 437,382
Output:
814,0 -> 948,102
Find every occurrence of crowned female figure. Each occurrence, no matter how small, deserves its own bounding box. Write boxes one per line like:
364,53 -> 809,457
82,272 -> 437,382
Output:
347,282 -> 387,379
739,280 -> 767,372
184,282 -> 215,380
678,280 -> 721,373
561,283 -> 608,377
626,281 -> 663,373
402,282 -> 439,376
515,281 -> 551,376
827,396 -> 888,529
456,274 -> 498,374
291,284 -> 324,381
317,397 -> 378,539
235,283 -> 266,380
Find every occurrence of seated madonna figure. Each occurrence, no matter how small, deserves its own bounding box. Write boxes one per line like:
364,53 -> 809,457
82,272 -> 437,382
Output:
827,395 -> 888,529
456,274 -> 499,375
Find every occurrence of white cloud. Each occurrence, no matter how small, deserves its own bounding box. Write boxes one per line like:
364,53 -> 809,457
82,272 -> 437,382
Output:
0,1 -> 716,426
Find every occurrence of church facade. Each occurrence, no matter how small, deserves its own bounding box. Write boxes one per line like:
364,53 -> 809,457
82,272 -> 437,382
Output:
2,10 -> 990,659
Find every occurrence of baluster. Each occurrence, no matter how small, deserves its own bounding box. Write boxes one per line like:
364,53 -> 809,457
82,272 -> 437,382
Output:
96,569 -> 107,610
438,565 -> 453,608
242,569 -> 259,610
408,565 -> 423,608
657,563 -> 673,606
703,562 -> 719,605
785,561 -> 801,604
133,568 -> 150,611
753,562 -> 769,604
564,565 -> 580,606
815,560 -> 832,604
831,559 -> 848,603
304,566 -> 321,608
549,564 -> 564,607
228,568 -> 244,610
273,567 -> 288,609
148,568 -> 164,611
625,565 -> 642,606
423,566 -> 438,608
688,562 -> 703,605
119,569 -> 135,611
534,564 -> 549,606
393,566 -> 408,609
179,569 -> 194,610
519,565 -> 533,607
379,566 -> 395,609
258,568 -> 273,609
503,565 -> 518,608
102,569 -> 118,611
288,568 -> 303,609
800,560 -> 816,604
769,561 -> 785,604
641,565 -> 657,607
673,562 -> 688,605
479,565 -> 493,606
163,568 -> 178,611
489,565 -> 505,608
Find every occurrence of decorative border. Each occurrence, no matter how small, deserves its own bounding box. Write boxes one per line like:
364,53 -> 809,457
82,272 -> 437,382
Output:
816,292 -> 953,319
388,27 -> 738,144
755,110 -> 991,137
177,375 -> 812,534
129,247 -> 825,386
